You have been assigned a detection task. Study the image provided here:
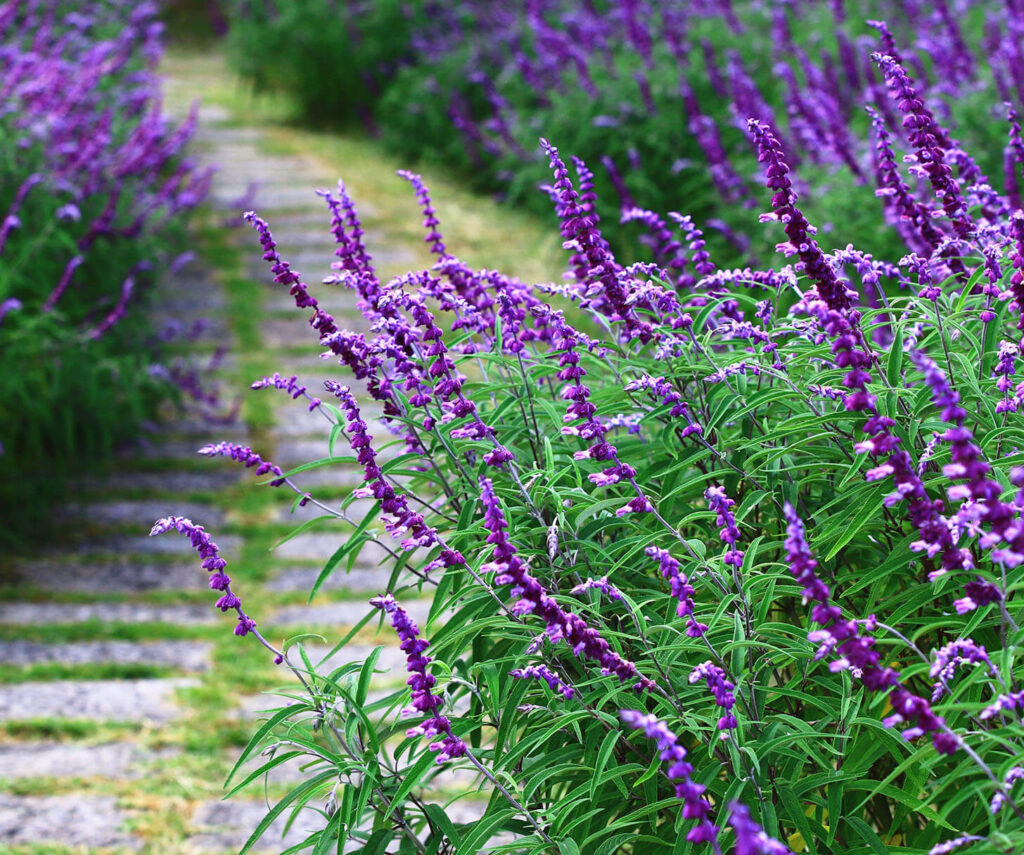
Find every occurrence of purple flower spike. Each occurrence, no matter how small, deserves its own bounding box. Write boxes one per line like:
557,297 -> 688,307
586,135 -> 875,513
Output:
509,663 -> 574,699
728,801 -> 793,855
198,441 -> 286,487
325,382 -> 464,567
480,478 -> 656,692
748,119 -> 852,313
646,546 -> 706,637
150,517 -> 256,639
372,593 -> 466,764
782,505 -> 954,754
620,710 -> 719,845
540,139 -> 649,342
705,486 -> 745,568
397,170 -> 448,260
991,767 -> 1024,815
690,661 -> 738,732
872,53 -> 973,240
570,576 -> 623,601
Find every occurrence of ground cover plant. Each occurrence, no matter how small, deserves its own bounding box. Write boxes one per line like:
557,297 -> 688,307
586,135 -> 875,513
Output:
157,28 -> 1024,855
227,0 -> 1024,268
0,0 -> 210,545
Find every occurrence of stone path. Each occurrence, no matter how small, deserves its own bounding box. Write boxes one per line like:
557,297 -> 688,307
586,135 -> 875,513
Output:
0,50 -> 488,854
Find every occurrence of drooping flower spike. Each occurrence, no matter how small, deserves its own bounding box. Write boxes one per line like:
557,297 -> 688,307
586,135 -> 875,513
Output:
620,710 -> 720,847
149,517 -> 257,638
372,592 -> 466,764
782,503 -> 956,754
480,477 -> 657,692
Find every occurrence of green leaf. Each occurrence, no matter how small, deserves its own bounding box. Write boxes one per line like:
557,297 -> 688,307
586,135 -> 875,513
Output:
590,729 -> 621,801
238,770 -> 336,855
885,324 -> 904,387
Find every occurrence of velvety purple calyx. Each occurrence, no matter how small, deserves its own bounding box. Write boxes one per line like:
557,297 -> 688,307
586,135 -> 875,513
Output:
480,478 -> 656,692
783,504 -> 955,754
705,486 -> 744,568
748,119 -> 852,313
198,441 -> 285,487
371,592 -> 466,763
150,516 -> 256,638
690,661 -> 738,731
620,711 -> 719,845
872,52 -> 973,240
540,139 -> 651,342
325,381 -> 464,568
728,801 -> 793,855
646,545 -> 706,637
509,663 -> 574,699
244,211 -> 340,340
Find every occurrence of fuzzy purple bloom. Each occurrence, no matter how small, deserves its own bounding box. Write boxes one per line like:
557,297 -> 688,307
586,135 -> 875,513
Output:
620,710 -> 718,845
690,661 -> 738,732
372,592 -> 465,763
783,504 -> 955,754
150,516 -> 255,637
646,545 -> 706,637
509,663 -> 574,699
728,801 -> 792,855
481,478 -> 656,692
198,441 -> 285,487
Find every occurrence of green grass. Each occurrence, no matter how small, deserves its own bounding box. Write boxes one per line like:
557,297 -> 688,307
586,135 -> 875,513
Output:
0,663 -> 182,684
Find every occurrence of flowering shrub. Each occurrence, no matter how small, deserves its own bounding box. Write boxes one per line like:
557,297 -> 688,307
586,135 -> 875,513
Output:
228,0 -> 1024,266
162,48 -> 1024,855
0,0 -> 209,543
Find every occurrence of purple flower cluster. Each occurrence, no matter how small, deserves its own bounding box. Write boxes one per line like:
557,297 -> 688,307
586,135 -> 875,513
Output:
912,351 -> 1011,607
705,486 -> 745,569
198,442 -> 286,487
371,592 -> 466,764
646,546 -> 706,638
569,576 -> 622,602
251,373 -> 322,413
619,710 -> 718,846
326,381 -> 464,572
509,663 -> 574,700
1,1 -> 209,335
149,517 -> 256,637
480,477 -> 656,692
728,801 -> 792,855
873,53 -> 973,241
783,503 -> 956,754
541,139 -> 648,342
690,661 -> 738,732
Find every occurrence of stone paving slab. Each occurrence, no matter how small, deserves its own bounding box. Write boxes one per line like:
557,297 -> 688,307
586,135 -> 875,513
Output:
189,798 -> 324,852
266,565 -> 413,596
271,533 -> 399,565
84,469 -> 241,495
0,678 -> 198,722
274,438 -> 334,468
0,741 -> 167,780
270,598 -> 434,628
215,185 -> 325,210
0,640 -> 212,671
0,602 -> 215,625
0,794 -> 142,849
56,499 -> 225,528
9,559 -> 210,593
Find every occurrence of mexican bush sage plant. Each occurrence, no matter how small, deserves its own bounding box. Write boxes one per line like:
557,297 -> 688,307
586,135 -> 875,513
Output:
160,49 -> 1024,855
